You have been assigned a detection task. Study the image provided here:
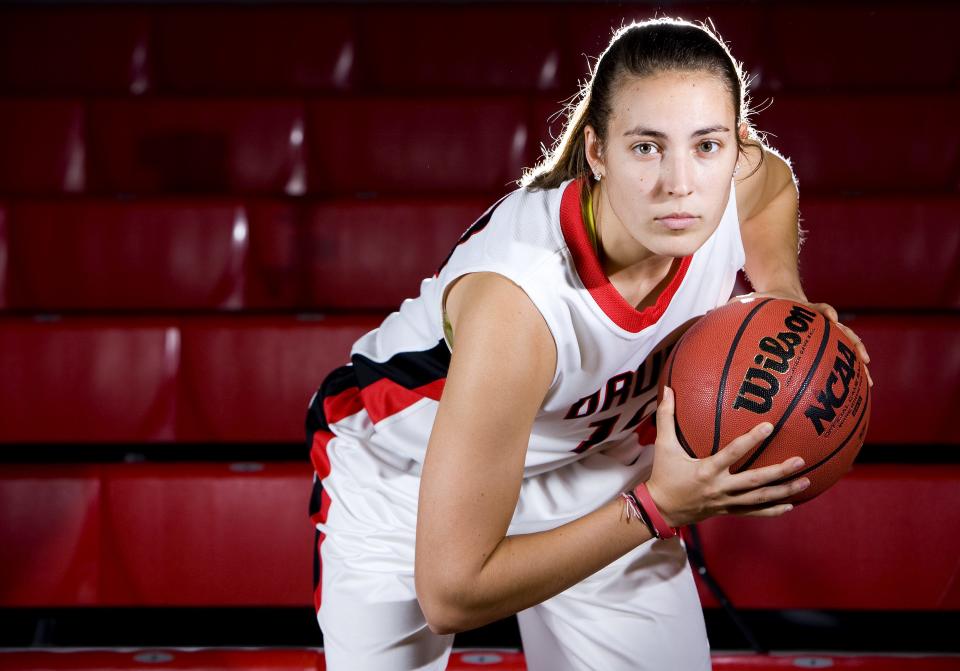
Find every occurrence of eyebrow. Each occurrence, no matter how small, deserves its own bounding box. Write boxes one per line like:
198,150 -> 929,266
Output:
623,125 -> 731,138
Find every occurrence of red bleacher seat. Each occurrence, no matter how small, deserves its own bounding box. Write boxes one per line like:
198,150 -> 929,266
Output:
0,465 -> 101,606
766,5 -> 960,92
177,316 -> 379,442
693,464 -> 960,610
6,200 -> 248,311
86,100 -> 306,195
153,7 -> 355,94
0,100 -> 85,194
845,315 -> 959,445
247,198 -> 489,310
0,318 -> 178,442
299,197 -> 489,309
361,7 -> 564,93
760,95 -> 960,193
306,97 -> 530,195
799,196 -> 960,309
244,200 -> 302,309
0,201 -> 7,309
0,8 -> 151,95
100,462 -> 312,606
3,464 -> 956,610
0,315 -> 950,444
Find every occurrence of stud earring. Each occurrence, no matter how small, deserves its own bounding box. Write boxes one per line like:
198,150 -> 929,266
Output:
593,171 -> 602,181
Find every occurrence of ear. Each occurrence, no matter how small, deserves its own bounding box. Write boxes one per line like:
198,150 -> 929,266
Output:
584,124 -> 605,178
737,122 -> 749,141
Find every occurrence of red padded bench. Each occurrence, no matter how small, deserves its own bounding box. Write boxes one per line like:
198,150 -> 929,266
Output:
86,99 -> 306,195
0,465 -> 956,610
799,196 -> 960,310
306,97 -> 531,195
0,461 -> 960,611
761,95 -> 960,193
0,100 -> 85,195
1,196 -> 487,312
255,197 -> 489,310
0,8 -> 151,95
153,7 -> 355,94
0,463 -> 312,606
764,4 -> 960,92
361,6 -> 564,93
100,462 -> 313,606
0,465 -> 102,605
5,199 -> 248,310
0,315 -> 955,444
3,195 -> 956,312
0,316 -> 376,443
843,315 -> 960,445
693,464 -> 960,610
0,200 -> 7,309
177,315 -> 378,442
0,318 -> 178,443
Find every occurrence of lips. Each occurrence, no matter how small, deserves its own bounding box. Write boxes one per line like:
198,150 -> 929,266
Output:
656,212 -> 699,231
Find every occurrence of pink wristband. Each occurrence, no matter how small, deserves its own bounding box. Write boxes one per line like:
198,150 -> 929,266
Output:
632,483 -> 679,540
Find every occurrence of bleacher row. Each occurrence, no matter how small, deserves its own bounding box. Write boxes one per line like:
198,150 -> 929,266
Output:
2,462 -> 958,610
1,4 -> 958,97
1,95 -> 959,198
0,313 -> 957,445
0,0 -> 958,647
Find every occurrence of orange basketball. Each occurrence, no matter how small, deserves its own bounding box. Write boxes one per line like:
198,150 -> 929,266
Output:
659,297 -> 871,503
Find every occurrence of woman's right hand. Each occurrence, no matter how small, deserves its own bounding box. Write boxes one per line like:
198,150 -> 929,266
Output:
644,386 -> 811,528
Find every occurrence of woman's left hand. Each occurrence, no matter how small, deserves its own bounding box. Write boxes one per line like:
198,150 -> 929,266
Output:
730,290 -> 873,388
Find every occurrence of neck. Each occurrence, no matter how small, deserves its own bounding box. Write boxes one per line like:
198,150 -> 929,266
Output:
591,181 -> 673,282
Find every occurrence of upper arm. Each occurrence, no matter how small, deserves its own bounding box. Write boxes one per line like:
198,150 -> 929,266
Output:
735,143 -> 804,295
415,272 -> 557,606
735,141 -> 797,222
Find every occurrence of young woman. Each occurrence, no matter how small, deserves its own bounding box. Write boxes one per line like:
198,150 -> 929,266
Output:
307,18 -> 870,671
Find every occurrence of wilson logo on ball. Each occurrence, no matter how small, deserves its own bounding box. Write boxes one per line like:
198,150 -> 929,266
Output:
732,304 -> 818,414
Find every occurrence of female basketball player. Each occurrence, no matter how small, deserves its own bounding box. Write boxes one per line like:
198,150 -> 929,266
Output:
307,18 -> 870,671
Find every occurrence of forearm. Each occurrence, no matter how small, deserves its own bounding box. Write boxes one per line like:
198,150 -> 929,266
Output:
428,495 -> 652,633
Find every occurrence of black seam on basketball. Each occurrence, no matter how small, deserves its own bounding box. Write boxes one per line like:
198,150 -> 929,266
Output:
666,344 -> 697,458
736,314 -> 832,473
770,380 -> 870,485
714,298 -> 774,456
675,413 -> 697,458
667,350 -> 698,459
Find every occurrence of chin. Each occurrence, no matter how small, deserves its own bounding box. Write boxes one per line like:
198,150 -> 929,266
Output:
650,231 -> 710,258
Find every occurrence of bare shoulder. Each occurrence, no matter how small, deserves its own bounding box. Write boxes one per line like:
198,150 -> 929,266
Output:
444,271 -> 556,386
735,141 -> 797,221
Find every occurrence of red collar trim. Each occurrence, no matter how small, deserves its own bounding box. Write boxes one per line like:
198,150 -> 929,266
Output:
559,178 -> 692,334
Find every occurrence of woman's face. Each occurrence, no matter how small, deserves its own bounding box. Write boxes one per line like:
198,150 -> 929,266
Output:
587,70 -> 740,260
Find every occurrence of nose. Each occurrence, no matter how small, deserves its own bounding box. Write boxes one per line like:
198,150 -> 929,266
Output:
661,152 -> 694,197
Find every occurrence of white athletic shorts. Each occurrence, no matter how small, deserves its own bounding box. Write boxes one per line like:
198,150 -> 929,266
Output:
308,405 -> 711,671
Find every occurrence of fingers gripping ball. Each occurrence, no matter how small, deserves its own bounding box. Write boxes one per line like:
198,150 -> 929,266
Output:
658,297 -> 871,503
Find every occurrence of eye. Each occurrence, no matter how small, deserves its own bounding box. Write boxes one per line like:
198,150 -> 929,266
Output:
633,142 -> 660,156
698,140 -> 721,154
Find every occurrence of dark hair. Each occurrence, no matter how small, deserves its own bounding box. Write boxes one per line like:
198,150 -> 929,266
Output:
522,17 -> 759,190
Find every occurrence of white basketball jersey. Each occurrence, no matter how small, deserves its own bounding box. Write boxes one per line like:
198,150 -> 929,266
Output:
319,177 -> 744,477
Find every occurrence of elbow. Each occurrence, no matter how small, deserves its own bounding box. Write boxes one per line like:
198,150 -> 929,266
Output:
415,574 -> 477,635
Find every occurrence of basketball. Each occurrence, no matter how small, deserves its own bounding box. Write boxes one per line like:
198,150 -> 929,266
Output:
660,297 -> 871,503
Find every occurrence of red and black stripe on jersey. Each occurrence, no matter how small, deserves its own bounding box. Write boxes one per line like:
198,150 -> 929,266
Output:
307,339 -> 451,475
306,341 -> 450,610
